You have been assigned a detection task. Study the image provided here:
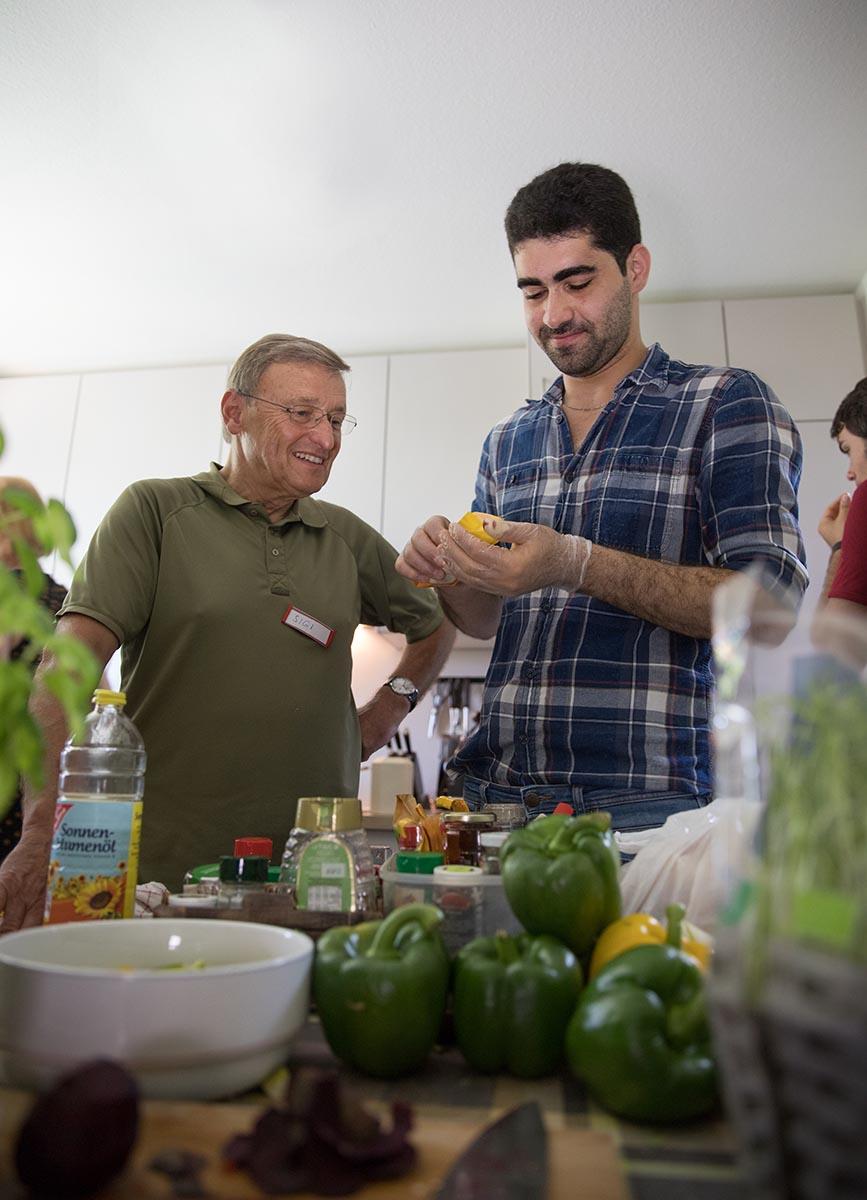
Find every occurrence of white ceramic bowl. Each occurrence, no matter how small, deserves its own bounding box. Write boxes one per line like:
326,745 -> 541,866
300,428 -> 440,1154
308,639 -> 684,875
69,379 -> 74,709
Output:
0,918 -> 313,1100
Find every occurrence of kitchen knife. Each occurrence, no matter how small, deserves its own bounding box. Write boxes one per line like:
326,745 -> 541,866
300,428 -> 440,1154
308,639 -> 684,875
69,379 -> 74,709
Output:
432,1101 -> 547,1199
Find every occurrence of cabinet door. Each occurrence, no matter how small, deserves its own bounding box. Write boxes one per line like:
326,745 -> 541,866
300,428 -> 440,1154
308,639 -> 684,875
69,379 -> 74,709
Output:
528,300 -> 728,398
724,295 -> 865,421
0,375 -> 82,577
62,365 -> 229,586
382,347 -> 527,553
640,300 -> 728,366
0,375 -> 80,506
315,354 -> 387,531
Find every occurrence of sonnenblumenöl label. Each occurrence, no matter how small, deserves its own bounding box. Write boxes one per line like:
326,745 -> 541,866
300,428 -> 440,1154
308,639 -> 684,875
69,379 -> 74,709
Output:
45,799 -> 143,922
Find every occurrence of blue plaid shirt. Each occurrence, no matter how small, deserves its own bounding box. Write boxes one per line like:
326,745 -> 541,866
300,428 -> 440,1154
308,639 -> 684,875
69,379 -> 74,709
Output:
451,344 -> 808,795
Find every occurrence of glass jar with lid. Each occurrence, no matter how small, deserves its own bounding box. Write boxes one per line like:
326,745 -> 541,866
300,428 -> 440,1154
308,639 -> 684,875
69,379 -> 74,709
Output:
481,803 -> 527,832
451,812 -> 496,867
279,797 -> 376,913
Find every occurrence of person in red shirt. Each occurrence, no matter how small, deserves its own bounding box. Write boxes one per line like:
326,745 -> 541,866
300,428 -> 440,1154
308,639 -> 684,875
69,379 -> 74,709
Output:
815,377 -> 867,666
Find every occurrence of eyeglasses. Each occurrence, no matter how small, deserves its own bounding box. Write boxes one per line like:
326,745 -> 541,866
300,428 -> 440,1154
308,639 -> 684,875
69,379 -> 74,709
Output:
237,391 -> 357,435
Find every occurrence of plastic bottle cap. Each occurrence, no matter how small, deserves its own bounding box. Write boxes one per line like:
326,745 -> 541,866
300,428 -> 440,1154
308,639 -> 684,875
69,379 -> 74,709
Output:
92,688 -> 127,707
233,836 -> 273,858
395,851 -> 445,875
218,855 -> 269,883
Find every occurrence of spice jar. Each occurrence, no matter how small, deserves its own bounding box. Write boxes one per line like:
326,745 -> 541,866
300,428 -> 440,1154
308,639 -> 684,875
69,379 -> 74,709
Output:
215,854 -> 269,908
479,831 -> 509,874
452,812 -> 496,867
481,803 -> 527,831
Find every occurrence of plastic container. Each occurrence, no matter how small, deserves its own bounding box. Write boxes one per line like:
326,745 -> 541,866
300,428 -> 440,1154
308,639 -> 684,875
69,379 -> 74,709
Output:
45,689 -> 147,923
380,852 -> 522,953
279,797 -> 376,914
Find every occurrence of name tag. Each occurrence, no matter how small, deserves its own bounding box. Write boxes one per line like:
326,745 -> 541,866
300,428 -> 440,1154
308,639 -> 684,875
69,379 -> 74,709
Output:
281,604 -> 334,648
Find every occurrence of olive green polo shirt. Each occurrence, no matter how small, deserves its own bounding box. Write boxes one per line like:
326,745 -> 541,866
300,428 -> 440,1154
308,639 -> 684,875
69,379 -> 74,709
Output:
59,465 -> 443,890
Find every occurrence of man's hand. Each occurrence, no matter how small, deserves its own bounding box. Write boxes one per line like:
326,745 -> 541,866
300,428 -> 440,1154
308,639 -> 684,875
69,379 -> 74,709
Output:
0,835 -> 51,932
357,687 -> 410,761
395,516 -> 455,587
436,517 -> 592,597
819,493 -> 851,548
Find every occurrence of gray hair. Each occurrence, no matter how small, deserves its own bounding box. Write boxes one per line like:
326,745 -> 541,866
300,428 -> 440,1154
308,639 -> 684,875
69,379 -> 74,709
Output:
227,333 -> 350,397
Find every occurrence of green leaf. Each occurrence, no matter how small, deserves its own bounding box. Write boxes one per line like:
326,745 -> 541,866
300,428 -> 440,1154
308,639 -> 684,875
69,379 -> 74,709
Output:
13,540 -> 46,598
37,500 -> 78,562
0,485 -> 43,519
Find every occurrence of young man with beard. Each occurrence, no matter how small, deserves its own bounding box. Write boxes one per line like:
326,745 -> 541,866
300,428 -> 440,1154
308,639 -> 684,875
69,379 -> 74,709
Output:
397,162 -> 807,834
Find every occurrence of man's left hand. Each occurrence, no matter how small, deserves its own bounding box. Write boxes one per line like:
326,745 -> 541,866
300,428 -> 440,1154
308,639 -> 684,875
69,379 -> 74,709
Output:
436,518 -> 591,597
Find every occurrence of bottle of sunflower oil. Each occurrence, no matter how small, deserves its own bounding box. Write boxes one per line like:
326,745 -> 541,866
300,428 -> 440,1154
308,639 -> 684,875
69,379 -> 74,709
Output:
44,689 -> 146,923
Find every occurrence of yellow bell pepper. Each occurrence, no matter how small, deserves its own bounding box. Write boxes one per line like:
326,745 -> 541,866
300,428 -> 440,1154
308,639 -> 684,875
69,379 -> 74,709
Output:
588,903 -> 712,979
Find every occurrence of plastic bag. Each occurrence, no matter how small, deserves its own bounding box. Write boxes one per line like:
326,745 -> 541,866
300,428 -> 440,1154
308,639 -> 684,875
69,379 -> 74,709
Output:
617,797 -> 761,933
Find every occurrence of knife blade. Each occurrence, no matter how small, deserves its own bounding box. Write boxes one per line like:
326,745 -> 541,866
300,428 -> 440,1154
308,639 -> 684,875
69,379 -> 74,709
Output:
432,1101 -> 547,1199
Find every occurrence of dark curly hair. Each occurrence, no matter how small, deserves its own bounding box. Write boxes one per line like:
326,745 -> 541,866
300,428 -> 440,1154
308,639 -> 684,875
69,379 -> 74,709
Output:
504,162 -> 641,273
830,377 -> 867,440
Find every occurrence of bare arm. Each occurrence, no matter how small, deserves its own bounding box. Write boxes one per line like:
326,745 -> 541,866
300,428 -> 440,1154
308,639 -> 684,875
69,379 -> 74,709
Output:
814,492 -> 850,612
0,614 -> 118,931
437,518 -> 732,639
357,617 -> 456,759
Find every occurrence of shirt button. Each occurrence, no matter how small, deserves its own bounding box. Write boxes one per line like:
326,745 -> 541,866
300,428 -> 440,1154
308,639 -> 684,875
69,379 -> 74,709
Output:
271,548 -> 280,556
564,471 -> 575,484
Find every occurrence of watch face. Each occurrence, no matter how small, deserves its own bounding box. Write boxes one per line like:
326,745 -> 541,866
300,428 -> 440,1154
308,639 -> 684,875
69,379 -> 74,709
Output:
388,677 -> 419,708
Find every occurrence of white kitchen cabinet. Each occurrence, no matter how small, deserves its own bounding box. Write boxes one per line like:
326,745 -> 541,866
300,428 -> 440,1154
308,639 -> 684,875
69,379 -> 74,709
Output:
527,300 -> 728,398
0,374 -> 81,505
315,354 -> 387,531
0,374 -> 82,577
724,295 -> 865,422
61,364 -> 229,586
382,346 -> 527,553
640,300 -> 728,366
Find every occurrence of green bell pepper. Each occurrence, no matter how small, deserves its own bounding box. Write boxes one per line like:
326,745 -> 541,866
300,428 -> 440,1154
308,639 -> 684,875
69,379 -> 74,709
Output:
500,813 -> 621,957
565,914 -> 718,1122
453,931 -> 584,1077
313,902 -> 450,1078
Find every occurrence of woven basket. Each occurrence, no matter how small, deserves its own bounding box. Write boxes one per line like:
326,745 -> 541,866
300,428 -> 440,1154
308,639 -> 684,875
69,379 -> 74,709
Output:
709,927 -> 867,1200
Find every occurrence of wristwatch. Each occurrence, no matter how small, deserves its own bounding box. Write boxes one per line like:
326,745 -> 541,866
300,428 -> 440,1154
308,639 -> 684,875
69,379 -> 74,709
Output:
385,676 -> 420,712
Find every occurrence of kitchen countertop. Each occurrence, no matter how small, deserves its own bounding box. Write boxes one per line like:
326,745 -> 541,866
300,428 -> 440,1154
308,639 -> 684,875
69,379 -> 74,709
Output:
0,1018 -> 742,1198
288,1017 -> 743,1200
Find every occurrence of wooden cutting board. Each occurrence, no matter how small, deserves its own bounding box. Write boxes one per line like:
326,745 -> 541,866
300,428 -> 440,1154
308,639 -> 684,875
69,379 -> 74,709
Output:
0,1087 -> 628,1199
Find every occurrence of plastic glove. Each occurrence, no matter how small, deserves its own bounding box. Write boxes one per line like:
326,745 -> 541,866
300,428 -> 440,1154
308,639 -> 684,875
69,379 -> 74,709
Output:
438,517 -> 592,597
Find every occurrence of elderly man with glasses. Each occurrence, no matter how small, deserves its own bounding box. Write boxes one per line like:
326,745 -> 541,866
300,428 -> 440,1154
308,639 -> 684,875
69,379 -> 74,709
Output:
0,334 -> 453,926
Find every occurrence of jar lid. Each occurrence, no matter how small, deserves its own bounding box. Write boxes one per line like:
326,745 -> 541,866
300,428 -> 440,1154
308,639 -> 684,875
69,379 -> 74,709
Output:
395,851 -> 445,874
233,836 -> 273,858
433,864 -> 483,883
482,803 -> 526,818
295,797 -> 363,832
219,855 -> 269,883
453,813 -> 496,825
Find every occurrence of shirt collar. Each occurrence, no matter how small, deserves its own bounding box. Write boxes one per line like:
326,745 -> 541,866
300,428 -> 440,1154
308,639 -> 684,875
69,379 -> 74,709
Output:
192,463 -> 328,528
536,342 -> 671,408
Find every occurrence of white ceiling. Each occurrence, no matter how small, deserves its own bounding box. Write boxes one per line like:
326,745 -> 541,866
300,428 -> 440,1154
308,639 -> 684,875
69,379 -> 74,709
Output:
3,0 -> 867,376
